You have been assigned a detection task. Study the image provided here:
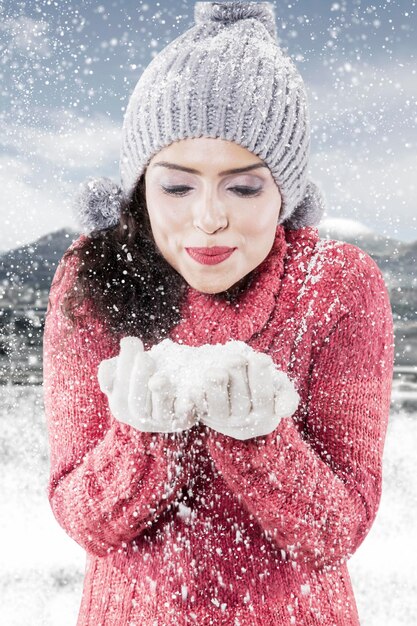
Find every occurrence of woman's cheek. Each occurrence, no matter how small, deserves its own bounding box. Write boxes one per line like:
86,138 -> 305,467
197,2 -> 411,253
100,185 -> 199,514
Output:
237,203 -> 278,233
152,202 -> 190,232
164,210 -> 191,232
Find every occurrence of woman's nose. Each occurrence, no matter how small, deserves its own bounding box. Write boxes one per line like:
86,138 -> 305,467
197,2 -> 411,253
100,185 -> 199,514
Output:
193,193 -> 228,234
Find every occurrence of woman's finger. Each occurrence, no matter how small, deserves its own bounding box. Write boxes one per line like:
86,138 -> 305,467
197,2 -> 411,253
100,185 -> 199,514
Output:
203,367 -> 230,426
173,384 -> 199,426
247,352 -> 275,416
128,351 -> 156,418
273,371 -> 300,418
97,356 -> 118,394
148,372 -> 175,427
225,355 -> 251,417
117,336 -> 144,379
113,336 -> 144,407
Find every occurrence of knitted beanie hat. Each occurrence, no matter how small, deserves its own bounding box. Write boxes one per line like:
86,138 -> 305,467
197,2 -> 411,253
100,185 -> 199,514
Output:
75,1 -> 325,233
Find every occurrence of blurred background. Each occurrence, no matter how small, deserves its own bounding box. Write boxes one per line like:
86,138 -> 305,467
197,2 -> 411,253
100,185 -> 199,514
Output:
0,1 -> 416,624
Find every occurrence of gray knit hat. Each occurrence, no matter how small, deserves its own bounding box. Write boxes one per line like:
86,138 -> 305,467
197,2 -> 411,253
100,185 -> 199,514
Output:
75,1 -> 325,233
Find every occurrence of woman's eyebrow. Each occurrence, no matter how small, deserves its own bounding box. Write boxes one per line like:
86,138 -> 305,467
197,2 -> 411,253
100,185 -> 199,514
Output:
152,161 -> 268,175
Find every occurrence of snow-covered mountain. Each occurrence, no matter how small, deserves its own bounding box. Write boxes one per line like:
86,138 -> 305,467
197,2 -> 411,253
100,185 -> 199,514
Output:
0,228 -> 79,289
319,217 -> 375,239
318,218 -> 407,257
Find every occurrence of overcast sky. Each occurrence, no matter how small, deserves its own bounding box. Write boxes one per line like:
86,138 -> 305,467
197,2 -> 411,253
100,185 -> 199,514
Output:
1,0 -> 416,250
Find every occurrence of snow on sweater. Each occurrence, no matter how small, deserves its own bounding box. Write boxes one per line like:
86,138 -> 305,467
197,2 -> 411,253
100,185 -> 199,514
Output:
43,224 -> 394,625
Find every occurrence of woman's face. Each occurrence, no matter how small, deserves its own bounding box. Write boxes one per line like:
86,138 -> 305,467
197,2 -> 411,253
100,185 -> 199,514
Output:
144,137 -> 282,294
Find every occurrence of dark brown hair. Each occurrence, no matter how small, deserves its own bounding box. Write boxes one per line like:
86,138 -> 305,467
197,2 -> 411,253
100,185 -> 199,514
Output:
60,173 -> 253,346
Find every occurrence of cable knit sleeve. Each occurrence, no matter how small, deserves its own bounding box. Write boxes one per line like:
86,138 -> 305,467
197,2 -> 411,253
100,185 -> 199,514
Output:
205,247 -> 394,570
43,246 -> 192,557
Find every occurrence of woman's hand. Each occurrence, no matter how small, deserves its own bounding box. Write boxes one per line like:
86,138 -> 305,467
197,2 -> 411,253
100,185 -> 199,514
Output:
199,351 -> 300,440
97,337 -> 196,433
98,337 -> 298,438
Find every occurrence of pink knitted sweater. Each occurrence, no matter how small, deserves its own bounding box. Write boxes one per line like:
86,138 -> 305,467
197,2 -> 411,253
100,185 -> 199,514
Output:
43,225 -> 394,625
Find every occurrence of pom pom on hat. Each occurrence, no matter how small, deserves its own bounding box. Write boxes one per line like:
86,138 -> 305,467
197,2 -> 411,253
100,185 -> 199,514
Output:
194,1 -> 277,38
73,177 -> 125,234
280,181 -> 326,230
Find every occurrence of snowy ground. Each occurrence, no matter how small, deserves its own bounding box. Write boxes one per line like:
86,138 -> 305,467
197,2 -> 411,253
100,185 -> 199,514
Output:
0,385 -> 416,626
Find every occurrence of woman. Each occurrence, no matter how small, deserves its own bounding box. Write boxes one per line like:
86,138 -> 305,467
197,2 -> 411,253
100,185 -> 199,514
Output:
44,2 -> 394,625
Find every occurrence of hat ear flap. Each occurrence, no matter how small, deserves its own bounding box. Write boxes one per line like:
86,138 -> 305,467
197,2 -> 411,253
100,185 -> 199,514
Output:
280,181 -> 325,230
73,177 -> 125,234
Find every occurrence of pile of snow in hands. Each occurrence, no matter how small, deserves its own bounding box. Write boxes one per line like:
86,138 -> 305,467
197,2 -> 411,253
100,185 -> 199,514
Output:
99,337 -> 300,440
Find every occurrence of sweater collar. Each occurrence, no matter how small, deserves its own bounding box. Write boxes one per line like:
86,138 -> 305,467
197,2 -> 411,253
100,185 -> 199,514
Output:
171,225 -> 291,346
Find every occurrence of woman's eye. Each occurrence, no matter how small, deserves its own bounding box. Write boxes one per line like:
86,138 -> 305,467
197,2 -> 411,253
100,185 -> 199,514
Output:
228,186 -> 262,197
161,185 -> 192,196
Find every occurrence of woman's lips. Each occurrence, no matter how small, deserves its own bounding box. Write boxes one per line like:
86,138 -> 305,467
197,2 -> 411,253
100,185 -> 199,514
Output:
185,247 -> 236,266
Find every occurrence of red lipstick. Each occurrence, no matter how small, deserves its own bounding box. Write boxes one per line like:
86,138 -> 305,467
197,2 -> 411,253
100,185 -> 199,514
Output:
185,246 -> 236,266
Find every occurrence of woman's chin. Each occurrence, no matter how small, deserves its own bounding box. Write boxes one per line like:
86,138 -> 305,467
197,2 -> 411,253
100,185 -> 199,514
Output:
187,281 -> 232,295
183,270 -> 254,297
183,274 -> 237,295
